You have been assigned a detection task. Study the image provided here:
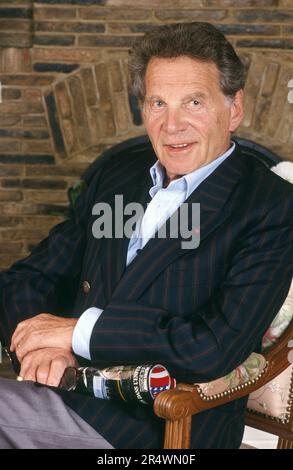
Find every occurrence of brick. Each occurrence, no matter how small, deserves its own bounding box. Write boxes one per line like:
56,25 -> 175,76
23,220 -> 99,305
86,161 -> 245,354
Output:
234,10 -> 293,22
0,154 -> 54,164
36,0 -> 106,3
0,115 -> 21,127
79,7 -> 152,21
0,141 -> 20,152
61,119 -> 79,153
94,63 -> 110,109
0,203 -> 38,216
32,47 -> 104,63
0,191 -> 22,202
22,116 -> 47,128
34,35 -> 75,46
0,167 -> 23,177
217,24 -> 280,36
107,23 -> 156,35
45,92 -> 66,155
0,216 -> 20,227
81,68 -> 98,106
155,9 -> 227,21
113,93 -> 130,132
0,8 -> 32,19
205,0 -> 278,5
33,62 -> 79,73
0,242 -> 23,254
68,75 -> 91,148
34,7 -> 76,20
0,20 -> 32,32
275,100 -> 293,144
22,88 -> 42,101
0,33 -> 32,48
25,164 -> 86,177
282,26 -> 293,35
0,102 -> 44,114
78,35 -> 136,48
2,88 -> 21,100
23,190 -> 69,202
35,21 -> 105,33
261,62 -> 280,98
109,60 -> 124,93
2,179 -> 67,190
108,0 -> 204,4
55,82 -> 72,118
0,74 -> 55,86
267,67 -> 293,139
87,108 -> 102,141
242,57 -> 266,128
0,129 -> 49,139
21,141 -> 53,153
0,48 -> 31,73
236,39 -> 293,49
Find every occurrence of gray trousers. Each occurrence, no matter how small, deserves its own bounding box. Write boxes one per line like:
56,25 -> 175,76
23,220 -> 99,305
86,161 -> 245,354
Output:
0,377 -> 114,449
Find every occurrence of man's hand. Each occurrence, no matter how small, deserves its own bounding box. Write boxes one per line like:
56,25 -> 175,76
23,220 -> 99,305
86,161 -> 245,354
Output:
18,347 -> 79,387
10,313 -> 78,362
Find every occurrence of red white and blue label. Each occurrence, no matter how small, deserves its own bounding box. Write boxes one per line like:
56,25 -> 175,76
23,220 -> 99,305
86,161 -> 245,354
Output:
149,365 -> 176,399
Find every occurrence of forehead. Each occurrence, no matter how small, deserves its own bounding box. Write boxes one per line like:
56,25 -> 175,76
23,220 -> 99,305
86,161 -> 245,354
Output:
145,56 -> 221,95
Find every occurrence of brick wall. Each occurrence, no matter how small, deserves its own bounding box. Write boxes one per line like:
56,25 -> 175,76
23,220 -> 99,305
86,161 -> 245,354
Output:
0,0 -> 292,269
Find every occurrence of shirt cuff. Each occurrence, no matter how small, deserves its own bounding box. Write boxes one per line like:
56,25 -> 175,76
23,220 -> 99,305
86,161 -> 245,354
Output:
72,307 -> 103,360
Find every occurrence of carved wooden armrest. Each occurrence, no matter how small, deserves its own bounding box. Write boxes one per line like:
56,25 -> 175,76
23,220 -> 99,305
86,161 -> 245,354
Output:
154,325 -> 292,448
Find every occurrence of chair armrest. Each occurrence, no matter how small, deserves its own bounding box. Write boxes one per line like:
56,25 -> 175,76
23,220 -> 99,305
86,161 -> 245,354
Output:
154,322 -> 292,421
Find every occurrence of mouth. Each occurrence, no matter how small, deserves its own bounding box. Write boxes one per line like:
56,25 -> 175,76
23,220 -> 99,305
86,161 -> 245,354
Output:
164,142 -> 196,153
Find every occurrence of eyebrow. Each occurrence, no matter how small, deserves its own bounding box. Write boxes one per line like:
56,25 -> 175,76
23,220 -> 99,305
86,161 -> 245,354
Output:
145,91 -> 207,102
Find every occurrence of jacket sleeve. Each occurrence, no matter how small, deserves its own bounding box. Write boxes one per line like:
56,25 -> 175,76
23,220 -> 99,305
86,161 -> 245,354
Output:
0,158 -> 107,350
88,194 -> 293,383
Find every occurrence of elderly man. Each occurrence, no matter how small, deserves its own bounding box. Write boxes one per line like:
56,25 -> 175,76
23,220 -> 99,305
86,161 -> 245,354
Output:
0,22 -> 292,449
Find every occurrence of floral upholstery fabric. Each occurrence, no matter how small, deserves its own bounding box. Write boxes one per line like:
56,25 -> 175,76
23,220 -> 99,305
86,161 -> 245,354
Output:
197,352 -> 267,397
247,364 -> 292,422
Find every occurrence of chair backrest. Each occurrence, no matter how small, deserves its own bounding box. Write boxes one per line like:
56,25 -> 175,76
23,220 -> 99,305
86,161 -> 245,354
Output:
69,135 -> 281,207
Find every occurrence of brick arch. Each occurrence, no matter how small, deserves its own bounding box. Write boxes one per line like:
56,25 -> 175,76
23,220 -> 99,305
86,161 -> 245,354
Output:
236,51 -> 293,160
44,55 -> 143,163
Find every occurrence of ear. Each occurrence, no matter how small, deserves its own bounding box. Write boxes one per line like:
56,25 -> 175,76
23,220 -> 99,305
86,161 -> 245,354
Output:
229,89 -> 244,133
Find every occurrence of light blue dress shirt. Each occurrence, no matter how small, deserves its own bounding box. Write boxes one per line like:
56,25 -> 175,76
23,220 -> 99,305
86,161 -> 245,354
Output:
72,142 -> 236,361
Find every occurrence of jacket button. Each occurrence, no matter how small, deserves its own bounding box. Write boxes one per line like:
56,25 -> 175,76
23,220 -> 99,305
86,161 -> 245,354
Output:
82,281 -> 91,294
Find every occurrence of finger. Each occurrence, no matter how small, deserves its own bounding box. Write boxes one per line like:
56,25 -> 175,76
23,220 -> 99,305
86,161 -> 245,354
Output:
10,321 -> 29,352
15,331 -> 42,362
47,356 -> 68,387
19,354 -> 37,380
21,362 -> 38,382
36,362 -> 50,385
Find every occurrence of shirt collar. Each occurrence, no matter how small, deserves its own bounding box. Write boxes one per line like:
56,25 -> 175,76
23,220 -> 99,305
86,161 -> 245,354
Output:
149,141 -> 236,199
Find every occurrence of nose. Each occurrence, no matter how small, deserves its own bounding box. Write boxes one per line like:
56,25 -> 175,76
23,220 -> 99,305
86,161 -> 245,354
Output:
163,107 -> 188,134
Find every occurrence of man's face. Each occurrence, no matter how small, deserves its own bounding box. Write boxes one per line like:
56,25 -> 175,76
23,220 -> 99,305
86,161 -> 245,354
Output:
143,56 -> 244,182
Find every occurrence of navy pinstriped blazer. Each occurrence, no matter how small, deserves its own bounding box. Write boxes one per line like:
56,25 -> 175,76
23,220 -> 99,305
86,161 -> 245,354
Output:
0,141 -> 292,449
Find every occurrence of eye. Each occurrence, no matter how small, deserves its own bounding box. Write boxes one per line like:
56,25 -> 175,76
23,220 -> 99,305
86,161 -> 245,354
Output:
191,99 -> 199,106
153,100 -> 164,108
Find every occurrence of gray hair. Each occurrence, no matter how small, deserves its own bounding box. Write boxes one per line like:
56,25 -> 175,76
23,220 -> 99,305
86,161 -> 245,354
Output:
129,22 -> 245,102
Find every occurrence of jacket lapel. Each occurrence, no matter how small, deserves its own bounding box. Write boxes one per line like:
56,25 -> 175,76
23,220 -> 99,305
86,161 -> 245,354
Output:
98,157 -> 154,302
111,143 -> 250,301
